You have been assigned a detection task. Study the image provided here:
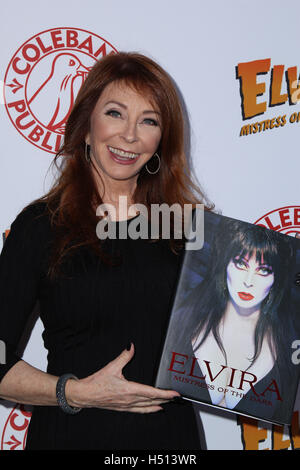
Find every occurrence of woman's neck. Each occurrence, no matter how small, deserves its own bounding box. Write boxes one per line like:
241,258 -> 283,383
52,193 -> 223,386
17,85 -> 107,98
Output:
92,166 -> 138,221
223,300 -> 260,327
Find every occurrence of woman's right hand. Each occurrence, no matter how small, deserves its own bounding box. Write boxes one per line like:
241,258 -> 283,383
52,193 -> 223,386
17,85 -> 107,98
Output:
65,343 -> 180,413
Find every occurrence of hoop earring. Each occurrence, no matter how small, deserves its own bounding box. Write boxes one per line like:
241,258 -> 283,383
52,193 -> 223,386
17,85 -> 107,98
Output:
145,153 -> 160,175
85,143 -> 91,163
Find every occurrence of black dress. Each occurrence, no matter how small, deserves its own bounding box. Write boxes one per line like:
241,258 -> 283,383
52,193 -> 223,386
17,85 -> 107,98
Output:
0,202 -> 201,450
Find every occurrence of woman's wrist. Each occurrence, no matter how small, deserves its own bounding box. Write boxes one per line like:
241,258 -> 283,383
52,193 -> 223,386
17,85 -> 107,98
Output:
64,377 -> 85,408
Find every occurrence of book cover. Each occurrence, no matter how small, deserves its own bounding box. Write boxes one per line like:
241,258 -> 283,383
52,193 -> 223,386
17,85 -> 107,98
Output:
156,210 -> 300,425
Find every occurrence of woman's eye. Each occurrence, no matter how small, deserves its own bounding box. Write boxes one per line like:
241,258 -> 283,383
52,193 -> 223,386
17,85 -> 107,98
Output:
105,110 -> 121,118
143,118 -> 158,126
233,259 -> 247,270
257,266 -> 273,276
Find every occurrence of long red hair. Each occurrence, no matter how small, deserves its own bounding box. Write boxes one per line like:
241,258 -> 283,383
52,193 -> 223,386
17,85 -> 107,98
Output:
32,52 -> 212,277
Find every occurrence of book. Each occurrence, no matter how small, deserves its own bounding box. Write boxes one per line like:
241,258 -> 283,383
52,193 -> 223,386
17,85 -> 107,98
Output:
156,209 -> 300,425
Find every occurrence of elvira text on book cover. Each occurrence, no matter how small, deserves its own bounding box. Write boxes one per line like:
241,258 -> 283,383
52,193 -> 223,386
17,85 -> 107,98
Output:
156,210 -> 300,425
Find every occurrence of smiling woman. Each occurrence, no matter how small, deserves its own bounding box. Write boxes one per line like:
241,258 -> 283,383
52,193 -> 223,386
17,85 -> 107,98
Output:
0,52 -> 209,450
86,81 -> 162,188
41,51 -> 209,273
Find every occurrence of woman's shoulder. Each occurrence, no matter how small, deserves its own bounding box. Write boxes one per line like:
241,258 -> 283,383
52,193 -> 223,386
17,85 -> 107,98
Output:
1,201 -> 53,268
9,200 -> 53,244
13,200 -> 50,225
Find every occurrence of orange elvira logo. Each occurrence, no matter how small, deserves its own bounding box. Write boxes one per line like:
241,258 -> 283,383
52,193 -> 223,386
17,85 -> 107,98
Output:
236,58 -> 300,120
236,59 -> 300,137
238,413 -> 300,450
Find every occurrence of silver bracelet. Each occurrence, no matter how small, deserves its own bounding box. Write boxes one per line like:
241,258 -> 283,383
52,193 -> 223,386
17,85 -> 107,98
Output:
56,373 -> 82,415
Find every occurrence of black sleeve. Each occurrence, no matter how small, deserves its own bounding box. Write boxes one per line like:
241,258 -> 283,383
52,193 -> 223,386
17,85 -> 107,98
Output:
0,203 -> 49,382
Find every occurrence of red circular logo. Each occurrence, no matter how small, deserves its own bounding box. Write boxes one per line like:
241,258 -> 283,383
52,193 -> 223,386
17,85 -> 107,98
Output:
1,404 -> 32,450
254,206 -> 300,236
4,27 -> 118,154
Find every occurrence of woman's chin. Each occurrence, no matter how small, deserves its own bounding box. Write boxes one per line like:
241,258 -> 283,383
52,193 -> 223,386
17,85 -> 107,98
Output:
230,296 -> 262,315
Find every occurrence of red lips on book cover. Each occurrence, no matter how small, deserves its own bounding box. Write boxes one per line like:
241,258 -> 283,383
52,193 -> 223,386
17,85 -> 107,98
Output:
155,210 -> 300,425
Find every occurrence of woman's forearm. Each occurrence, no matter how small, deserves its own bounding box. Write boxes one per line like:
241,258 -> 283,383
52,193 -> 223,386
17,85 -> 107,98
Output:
0,348 -> 179,413
0,360 -> 59,406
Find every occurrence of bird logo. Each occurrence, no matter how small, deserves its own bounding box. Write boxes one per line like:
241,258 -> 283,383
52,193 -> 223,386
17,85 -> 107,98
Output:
4,27 -> 118,153
28,53 -> 91,134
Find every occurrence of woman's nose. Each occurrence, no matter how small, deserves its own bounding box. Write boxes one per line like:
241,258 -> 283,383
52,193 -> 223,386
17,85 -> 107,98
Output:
243,270 -> 254,288
120,121 -> 138,143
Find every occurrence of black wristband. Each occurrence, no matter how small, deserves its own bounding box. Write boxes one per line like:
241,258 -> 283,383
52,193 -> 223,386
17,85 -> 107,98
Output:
56,373 -> 82,415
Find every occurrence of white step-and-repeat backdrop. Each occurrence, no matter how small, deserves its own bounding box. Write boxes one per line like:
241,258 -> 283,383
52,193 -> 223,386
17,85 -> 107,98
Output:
0,0 -> 299,450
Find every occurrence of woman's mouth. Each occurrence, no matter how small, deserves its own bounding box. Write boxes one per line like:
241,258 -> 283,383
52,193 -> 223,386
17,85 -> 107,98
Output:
108,146 -> 140,165
238,292 -> 254,301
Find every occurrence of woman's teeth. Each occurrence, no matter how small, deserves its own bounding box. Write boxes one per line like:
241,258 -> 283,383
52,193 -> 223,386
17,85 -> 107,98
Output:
108,146 -> 139,159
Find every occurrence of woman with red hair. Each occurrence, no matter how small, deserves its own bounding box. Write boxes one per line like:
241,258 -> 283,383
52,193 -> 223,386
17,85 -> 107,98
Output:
0,52 -> 208,449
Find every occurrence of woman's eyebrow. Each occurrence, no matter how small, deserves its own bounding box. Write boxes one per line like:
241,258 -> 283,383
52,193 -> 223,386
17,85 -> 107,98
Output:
105,100 -> 126,109
234,255 -> 248,262
142,110 -> 161,115
104,100 -> 161,115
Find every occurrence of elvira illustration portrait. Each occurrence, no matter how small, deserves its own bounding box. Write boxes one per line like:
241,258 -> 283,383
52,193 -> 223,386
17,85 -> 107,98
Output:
157,214 -> 300,423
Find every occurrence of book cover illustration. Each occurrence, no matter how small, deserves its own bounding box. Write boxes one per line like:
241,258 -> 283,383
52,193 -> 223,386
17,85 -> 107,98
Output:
156,210 -> 300,425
